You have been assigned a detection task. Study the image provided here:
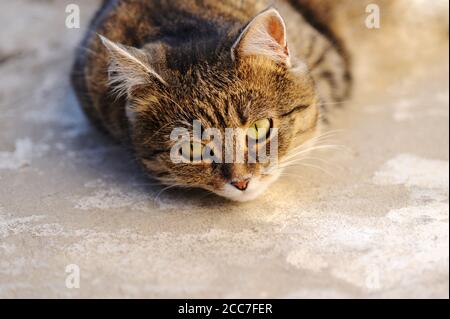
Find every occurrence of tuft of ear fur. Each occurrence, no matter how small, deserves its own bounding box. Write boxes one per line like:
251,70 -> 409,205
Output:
99,35 -> 167,98
231,8 -> 290,66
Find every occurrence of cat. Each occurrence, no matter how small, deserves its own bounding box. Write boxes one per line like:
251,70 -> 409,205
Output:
71,0 -> 352,202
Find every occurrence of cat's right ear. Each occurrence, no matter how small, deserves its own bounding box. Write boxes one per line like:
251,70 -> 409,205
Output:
99,35 -> 167,97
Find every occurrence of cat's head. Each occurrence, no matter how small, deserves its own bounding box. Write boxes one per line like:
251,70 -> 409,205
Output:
100,8 -> 320,202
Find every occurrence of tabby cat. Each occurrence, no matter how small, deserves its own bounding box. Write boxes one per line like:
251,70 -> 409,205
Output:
72,0 -> 352,202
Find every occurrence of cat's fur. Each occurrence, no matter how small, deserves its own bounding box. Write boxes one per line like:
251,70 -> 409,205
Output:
72,0 -> 352,202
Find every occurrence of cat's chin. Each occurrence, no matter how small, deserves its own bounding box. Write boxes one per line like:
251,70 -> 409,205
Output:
213,172 -> 282,203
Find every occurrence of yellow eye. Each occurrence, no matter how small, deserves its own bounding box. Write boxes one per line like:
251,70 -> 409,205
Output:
180,142 -> 204,162
247,119 -> 272,142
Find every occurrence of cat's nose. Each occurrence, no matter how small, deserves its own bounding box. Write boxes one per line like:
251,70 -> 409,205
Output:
231,179 -> 250,191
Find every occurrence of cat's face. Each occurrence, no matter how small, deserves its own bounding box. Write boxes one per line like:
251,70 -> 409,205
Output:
101,8 -> 320,202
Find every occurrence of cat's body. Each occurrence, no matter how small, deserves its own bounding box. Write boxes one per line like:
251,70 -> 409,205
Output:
72,0 -> 352,201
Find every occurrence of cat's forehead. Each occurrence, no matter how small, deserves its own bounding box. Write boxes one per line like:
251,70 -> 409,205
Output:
174,60 -> 304,99
155,58 -> 315,128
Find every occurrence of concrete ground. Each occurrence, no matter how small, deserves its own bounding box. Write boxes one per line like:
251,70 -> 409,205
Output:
0,0 -> 448,298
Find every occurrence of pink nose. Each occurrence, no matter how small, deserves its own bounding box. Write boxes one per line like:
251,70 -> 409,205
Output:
231,179 -> 250,191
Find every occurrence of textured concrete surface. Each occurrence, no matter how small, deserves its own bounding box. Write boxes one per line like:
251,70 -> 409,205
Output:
0,0 -> 448,298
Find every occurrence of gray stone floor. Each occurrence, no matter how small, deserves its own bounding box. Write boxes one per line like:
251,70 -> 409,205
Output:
0,0 -> 448,298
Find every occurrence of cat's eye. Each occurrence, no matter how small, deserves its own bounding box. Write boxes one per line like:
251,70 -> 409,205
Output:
247,119 -> 273,143
179,142 -> 204,162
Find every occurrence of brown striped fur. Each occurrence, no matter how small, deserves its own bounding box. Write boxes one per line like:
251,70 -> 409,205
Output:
71,0 -> 352,201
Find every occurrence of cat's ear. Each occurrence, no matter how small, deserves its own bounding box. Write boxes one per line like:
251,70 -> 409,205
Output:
231,8 -> 290,66
99,35 -> 167,97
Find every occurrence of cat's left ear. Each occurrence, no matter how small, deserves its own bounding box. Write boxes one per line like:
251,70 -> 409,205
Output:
231,8 -> 290,67
99,35 -> 167,97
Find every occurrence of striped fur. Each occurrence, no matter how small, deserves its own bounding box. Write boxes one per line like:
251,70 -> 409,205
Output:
71,0 -> 352,201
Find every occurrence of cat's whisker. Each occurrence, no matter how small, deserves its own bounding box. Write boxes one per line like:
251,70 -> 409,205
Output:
314,129 -> 346,138
287,133 -> 345,155
143,119 -> 191,145
291,131 -> 342,147
292,130 -> 345,146
197,190 -> 219,201
131,181 -> 164,187
266,148 -> 343,177
319,100 -> 351,107
154,184 -> 184,204
160,94 -> 194,120
278,173 -> 306,180
284,144 -> 338,160
280,156 -> 343,171
277,163 -> 336,178
282,144 -> 346,163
